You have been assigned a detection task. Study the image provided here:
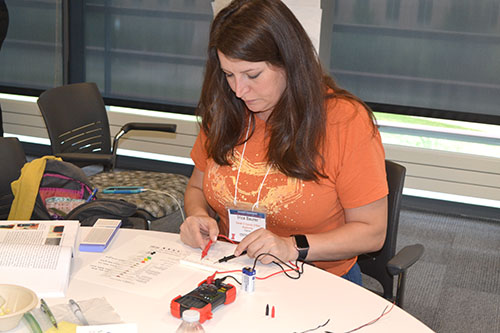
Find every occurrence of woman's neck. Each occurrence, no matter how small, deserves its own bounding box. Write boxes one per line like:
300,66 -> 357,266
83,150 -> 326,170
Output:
255,109 -> 272,122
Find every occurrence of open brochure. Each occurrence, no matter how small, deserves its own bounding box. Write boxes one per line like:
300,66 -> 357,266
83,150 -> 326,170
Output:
0,220 -> 80,298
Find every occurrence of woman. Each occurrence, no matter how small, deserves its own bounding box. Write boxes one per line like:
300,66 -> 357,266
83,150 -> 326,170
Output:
180,0 -> 388,284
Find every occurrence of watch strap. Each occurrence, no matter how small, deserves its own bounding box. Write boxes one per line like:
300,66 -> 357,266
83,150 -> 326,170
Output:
292,234 -> 309,261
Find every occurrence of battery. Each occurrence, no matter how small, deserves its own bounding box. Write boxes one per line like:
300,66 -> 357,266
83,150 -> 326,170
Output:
242,266 -> 256,292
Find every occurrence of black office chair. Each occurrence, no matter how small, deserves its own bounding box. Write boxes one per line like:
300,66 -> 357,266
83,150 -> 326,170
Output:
0,137 -> 27,219
37,82 -> 189,226
358,160 -> 424,308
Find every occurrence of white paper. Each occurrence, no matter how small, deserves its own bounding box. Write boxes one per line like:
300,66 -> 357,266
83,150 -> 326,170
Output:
179,240 -> 283,277
74,235 -> 287,298
76,323 -> 138,333
74,235 -> 189,298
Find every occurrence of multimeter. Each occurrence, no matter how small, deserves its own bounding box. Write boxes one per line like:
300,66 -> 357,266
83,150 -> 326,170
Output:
170,278 -> 236,323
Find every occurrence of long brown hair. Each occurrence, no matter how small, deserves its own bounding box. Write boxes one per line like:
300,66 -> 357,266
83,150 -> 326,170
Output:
197,0 -> 374,181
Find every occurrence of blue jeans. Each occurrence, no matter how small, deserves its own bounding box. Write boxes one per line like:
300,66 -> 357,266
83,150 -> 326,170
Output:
341,262 -> 363,286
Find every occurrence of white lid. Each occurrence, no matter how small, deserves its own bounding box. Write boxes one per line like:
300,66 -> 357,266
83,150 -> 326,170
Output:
182,309 -> 201,323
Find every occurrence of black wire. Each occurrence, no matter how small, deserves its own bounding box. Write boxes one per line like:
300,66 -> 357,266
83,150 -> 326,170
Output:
272,261 -> 304,280
252,252 -> 293,271
251,252 -> 306,280
218,275 -> 242,285
292,319 -> 330,333
344,304 -> 390,333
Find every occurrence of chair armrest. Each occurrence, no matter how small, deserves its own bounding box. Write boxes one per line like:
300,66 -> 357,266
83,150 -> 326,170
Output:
120,122 -> 176,134
387,244 -> 424,276
110,122 -> 177,170
56,153 -> 113,167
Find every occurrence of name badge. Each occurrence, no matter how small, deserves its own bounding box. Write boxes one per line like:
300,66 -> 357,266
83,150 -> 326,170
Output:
227,208 -> 266,242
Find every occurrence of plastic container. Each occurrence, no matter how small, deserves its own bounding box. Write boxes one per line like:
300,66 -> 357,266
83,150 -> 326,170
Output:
175,310 -> 205,333
0,284 -> 38,331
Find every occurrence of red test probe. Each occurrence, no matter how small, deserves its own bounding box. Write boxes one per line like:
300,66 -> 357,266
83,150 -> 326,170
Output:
201,239 -> 213,259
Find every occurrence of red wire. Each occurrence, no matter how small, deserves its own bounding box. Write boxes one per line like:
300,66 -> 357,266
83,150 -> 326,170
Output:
217,234 -> 237,244
256,268 -> 295,280
212,268 -> 295,281
344,301 -> 395,333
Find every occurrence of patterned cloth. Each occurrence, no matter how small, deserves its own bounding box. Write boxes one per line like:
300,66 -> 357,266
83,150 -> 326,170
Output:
89,171 -> 189,219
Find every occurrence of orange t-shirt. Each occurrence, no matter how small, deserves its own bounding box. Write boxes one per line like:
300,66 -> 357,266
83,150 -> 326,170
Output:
190,98 -> 388,276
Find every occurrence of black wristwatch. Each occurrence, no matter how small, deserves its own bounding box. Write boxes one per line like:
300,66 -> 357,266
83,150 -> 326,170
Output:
291,234 -> 309,261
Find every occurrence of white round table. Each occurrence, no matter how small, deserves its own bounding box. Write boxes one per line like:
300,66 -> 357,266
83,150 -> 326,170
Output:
10,228 -> 434,333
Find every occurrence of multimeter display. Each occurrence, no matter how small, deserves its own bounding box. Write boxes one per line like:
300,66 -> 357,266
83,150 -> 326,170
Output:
170,280 -> 236,323
178,284 -> 225,308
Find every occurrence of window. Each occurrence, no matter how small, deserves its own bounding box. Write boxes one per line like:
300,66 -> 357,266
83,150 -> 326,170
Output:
376,112 -> 500,158
2,0 -> 500,124
0,0 -> 63,90
330,0 -> 500,124
84,1 -> 211,108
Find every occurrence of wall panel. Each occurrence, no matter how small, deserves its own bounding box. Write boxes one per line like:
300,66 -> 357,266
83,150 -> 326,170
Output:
2,94 -> 499,203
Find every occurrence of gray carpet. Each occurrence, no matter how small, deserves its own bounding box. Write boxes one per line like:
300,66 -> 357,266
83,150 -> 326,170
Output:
393,208 -> 500,332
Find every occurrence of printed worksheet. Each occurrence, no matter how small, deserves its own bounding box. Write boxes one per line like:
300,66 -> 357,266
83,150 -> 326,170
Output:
74,235 -> 189,298
74,235 -> 289,298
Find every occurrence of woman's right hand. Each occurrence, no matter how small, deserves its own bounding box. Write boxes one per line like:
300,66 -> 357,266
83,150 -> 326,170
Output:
180,215 -> 219,249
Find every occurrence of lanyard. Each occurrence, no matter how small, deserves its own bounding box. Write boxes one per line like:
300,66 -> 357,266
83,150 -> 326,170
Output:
233,115 -> 272,210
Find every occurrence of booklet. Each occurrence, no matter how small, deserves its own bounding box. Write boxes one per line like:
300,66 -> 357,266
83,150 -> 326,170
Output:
0,220 -> 80,298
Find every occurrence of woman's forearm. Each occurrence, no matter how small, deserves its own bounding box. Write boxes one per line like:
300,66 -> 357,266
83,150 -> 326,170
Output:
183,167 -> 215,218
297,196 -> 387,261
184,184 -> 215,218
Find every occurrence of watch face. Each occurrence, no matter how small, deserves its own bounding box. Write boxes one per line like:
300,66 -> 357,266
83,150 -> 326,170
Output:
294,235 -> 309,249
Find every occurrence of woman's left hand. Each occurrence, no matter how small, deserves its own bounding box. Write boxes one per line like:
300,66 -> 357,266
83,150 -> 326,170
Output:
234,228 -> 297,264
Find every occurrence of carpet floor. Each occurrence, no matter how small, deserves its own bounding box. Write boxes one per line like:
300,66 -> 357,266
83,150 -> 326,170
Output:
392,208 -> 500,332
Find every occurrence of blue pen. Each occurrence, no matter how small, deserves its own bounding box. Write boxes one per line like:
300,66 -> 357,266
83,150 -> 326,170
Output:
86,188 -> 98,202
